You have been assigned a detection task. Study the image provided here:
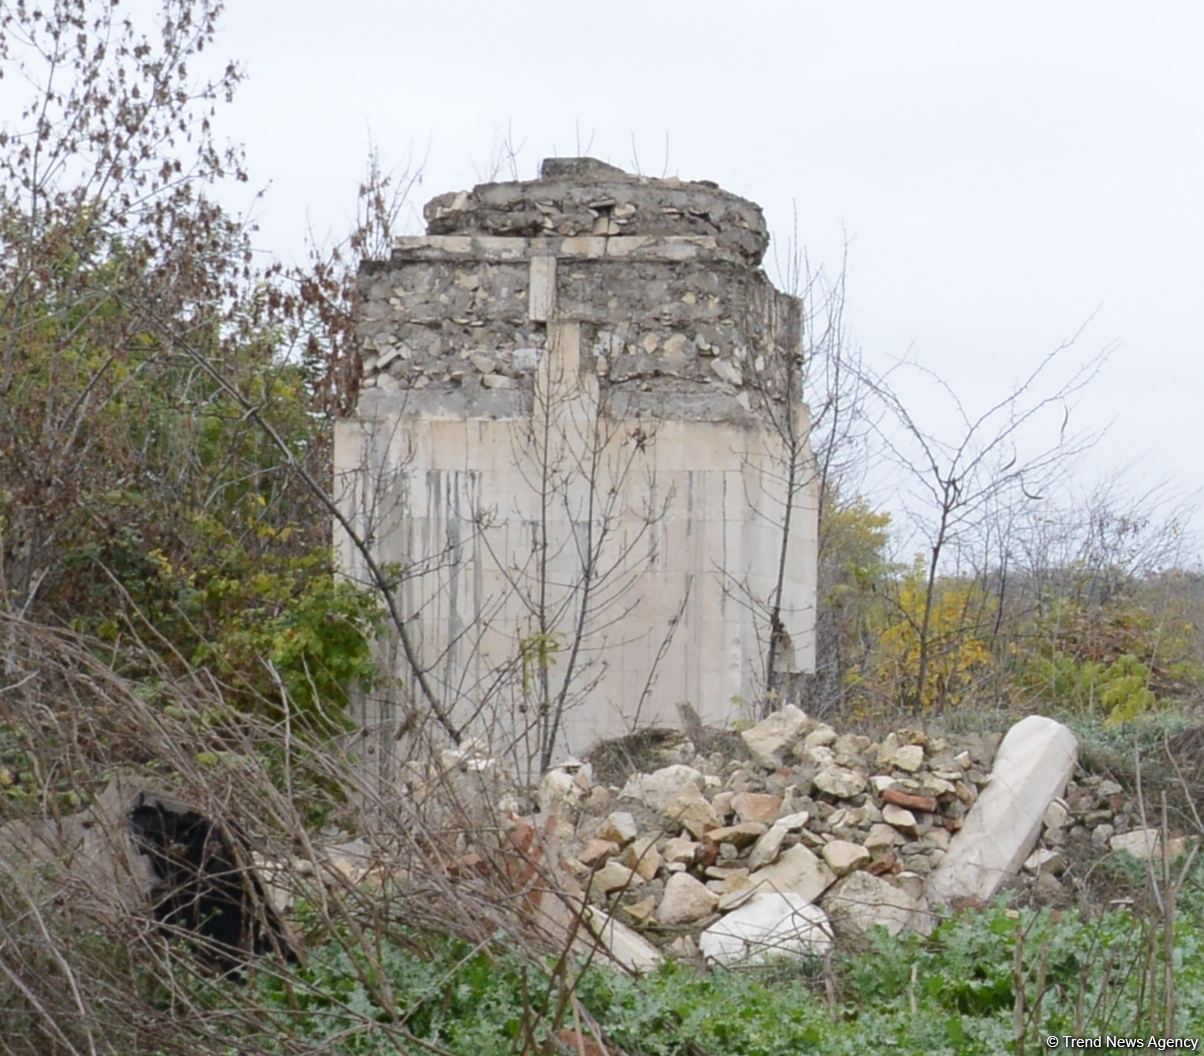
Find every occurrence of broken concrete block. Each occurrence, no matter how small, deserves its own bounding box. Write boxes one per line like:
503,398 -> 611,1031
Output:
926,715 -> 1077,906
699,892 -> 833,966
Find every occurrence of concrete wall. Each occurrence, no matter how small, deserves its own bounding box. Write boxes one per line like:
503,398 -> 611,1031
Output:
335,158 -> 817,766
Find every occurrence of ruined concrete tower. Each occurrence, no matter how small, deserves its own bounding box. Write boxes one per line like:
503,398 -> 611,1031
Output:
335,158 -> 817,765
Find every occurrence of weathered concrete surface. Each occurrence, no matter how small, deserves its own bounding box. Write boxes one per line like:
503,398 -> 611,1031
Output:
926,715 -> 1077,906
699,892 -> 833,966
337,159 -> 818,763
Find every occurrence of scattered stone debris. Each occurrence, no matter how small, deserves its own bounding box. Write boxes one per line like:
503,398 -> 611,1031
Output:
527,708 -> 1196,968
7,710 -> 1193,979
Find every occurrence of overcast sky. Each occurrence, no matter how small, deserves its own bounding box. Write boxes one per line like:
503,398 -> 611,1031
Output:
215,1 -> 1203,561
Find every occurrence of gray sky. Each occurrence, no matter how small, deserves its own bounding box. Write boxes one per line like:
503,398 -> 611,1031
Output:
217,1 -> 1204,560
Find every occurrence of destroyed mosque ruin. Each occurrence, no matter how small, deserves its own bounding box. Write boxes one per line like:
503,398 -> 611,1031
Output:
335,158 -> 818,761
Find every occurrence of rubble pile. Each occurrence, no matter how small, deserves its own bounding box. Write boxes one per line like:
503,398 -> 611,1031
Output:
519,707 -> 1193,968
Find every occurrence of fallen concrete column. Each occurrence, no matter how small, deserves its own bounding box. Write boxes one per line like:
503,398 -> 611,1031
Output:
926,715 -> 1077,906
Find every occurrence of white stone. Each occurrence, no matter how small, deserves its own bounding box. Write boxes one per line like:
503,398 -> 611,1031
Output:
813,765 -> 866,799
656,872 -> 719,925
731,792 -> 781,825
883,804 -> 917,833
1109,828 -> 1188,862
927,716 -> 1077,906
740,705 -> 810,768
1042,800 -> 1071,831
591,861 -> 642,895
663,785 -> 722,838
528,255 -> 556,321
822,871 -> 920,937
633,765 -> 706,812
538,758 -> 591,817
802,744 -> 836,768
865,823 -> 898,850
746,822 -> 789,870
821,840 -> 871,876
699,892 -> 833,966
1023,848 -> 1066,876
596,811 -> 638,846
619,837 -> 662,880
584,908 -> 663,972
803,725 -> 837,749
737,844 -> 836,906
890,744 -> 924,772
710,357 -> 743,387
663,836 -> 698,864
481,373 -> 515,389
470,353 -> 496,374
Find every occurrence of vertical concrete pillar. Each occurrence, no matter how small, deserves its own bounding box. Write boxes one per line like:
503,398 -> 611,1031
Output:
336,158 -> 818,765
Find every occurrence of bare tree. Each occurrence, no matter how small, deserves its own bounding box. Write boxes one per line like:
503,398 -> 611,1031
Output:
863,332 -> 1106,710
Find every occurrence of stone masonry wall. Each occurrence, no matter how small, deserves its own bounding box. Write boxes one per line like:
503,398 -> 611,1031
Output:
357,158 -> 799,421
336,159 -> 817,766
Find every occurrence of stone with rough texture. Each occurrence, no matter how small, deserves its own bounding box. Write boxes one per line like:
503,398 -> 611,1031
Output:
813,765 -> 866,799
889,744 -> 925,772
662,785 -> 722,838
619,837 -> 662,880
883,804 -> 918,833
732,791 -> 782,825
344,159 -> 817,760
584,908 -> 663,971
740,705 -> 811,767
822,871 -> 920,937
1109,828 -> 1188,862
746,821 -> 789,870
926,715 -> 1077,906
591,861 -> 642,895
705,822 -> 767,848
882,786 -> 938,813
578,839 -> 619,867
699,892 -> 833,966
865,823 -> 899,850
633,765 -> 705,812
1042,800 -> 1070,831
663,836 -> 699,864
538,758 -> 592,818
738,844 -> 836,905
657,872 -> 719,924
821,840 -> 871,876
596,811 -> 638,846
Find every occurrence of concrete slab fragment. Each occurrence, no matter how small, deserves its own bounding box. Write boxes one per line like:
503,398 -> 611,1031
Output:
926,715 -> 1077,906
